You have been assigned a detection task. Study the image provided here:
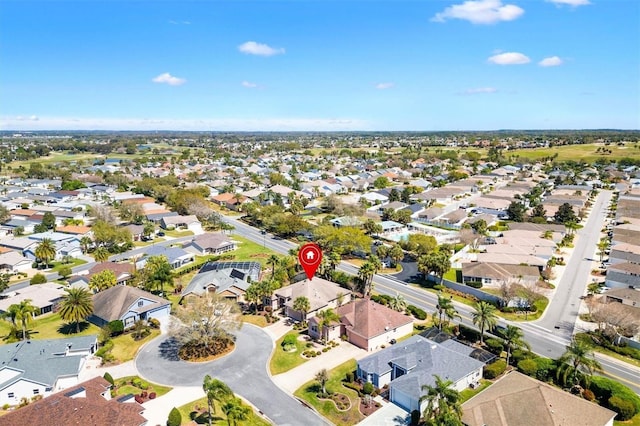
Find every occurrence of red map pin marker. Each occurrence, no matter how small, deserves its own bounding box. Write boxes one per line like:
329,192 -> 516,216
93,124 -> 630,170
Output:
298,243 -> 322,281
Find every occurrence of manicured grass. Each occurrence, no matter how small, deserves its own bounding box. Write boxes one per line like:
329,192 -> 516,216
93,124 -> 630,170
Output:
443,268 -> 461,283
227,235 -> 277,266
270,331 -> 309,375
499,297 -> 549,322
575,333 -> 640,368
110,329 -> 161,362
0,313 -> 101,341
294,359 -> 364,426
459,379 -> 492,403
165,229 -> 195,238
242,314 -> 268,328
113,375 -> 172,398
50,258 -> 87,272
508,143 -> 640,163
177,396 -> 271,426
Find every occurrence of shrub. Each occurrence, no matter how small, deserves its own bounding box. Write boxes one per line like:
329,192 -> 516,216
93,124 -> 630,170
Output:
107,320 -> 124,336
102,372 -> 114,386
517,359 -> 538,377
322,348 -> 328,353
362,382 -> 374,395
30,273 -> 47,285
148,318 -> 161,329
609,396 -> 636,421
149,392 -> 156,399
466,281 -> 483,289
533,357 -> 556,382
316,351 -> 322,356
483,360 -> 507,379
583,389 -> 595,402
346,372 -> 354,383
406,305 -> 427,320
134,395 -> 144,404
282,334 -> 297,347
589,376 -> 640,415
343,382 -> 362,396
167,407 -> 182,426
511,349 -> 534,365
458,325 -> 481,343
485,338 -> 504,355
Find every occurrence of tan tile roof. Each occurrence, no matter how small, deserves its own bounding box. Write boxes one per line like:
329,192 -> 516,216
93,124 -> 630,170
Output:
0,376 -> 146,426
56,225 -> 92,235
461,371 -> 615,426
336,298 -> 413,340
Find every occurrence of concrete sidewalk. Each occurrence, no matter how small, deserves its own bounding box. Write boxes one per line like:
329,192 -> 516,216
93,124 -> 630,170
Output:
78,358 -> 139,382
271,340 -> 369,393
141,386 -> 205,426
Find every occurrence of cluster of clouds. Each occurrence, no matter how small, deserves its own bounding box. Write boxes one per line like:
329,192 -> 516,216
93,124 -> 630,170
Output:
488,52 -> 563,67
432,0 -> 589,25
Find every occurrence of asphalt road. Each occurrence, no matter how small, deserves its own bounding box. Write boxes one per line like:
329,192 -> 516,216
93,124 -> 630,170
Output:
136,324 -> 329,426
223,214 -> 640,394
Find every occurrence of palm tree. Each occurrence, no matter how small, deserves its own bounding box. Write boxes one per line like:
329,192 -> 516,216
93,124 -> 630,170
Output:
222,398 -> 249,426
388,293 -> 407,312
3,300 -> 38,340
143,255 -> 173,296
502,325 -> 530,366
557,338 -> 602,387
316,308 -> 340,340
471,301 -> 498,344
389,244 -> 405,267
35,238 -> 56,268
93,246 -> 110,263
596,239 -> 608,263
293,296 -> 311,323
315,368 -> 329,395
58,288 -> 93,333
435,294 -> 460,330
420,375 -> 463,425
79,236 -> 92,254
267,254 -> 280,280
357,261 -> 376,297
203,375 -> 233,426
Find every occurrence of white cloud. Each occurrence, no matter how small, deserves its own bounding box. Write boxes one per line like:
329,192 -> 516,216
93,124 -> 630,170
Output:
538,56 -> 563,67
461,87 -> 498,95
238,41 -> 285,57
151,73 -> 186,86
0,116 -> 369,131
488,52 -> 531,65
547,0 -> 590,6
431,0 -> 524,24
375,82 -> 395,90
241,81 -> 258,88
169,20 -> 191,25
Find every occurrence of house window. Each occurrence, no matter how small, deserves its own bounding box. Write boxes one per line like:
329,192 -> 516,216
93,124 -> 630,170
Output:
33,389 -> 39,395
7,392 -> 14,398
138,301 -> 144,307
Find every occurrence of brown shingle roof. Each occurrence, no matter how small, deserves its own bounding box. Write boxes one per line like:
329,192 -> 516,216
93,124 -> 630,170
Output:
336,298 -> 413,340
0,376 -> 146,426
92,285 -> 170,323
461,371 -> 615,426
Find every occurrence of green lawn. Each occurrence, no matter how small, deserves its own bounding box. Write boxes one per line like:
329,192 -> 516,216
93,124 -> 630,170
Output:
227,235 -> 277,266
110,329 -> 161,362
177,396 -> 271,426
294,359 -> 364,426
242,314 -> 268,328
460,379 -> 492,403
0,313 -> 101,341
113,375 -> 172,398
165,229 -> 195,238
615,413 -> 640,426
269,331 -> 309,375
50,258 -> 87,272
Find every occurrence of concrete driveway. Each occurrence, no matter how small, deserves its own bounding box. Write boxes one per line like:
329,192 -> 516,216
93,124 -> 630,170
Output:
136,324 -> 329,426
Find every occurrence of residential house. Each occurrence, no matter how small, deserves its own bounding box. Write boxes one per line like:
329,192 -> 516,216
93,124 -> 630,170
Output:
605,262 -> 640,289
181,261 -> 261,303
0,282 -> 67,315
609,243 -> 640,265
0,250 -> 32,274
604,287 -> 640,308
89,285 -> 171,329
123,224 -> 145,241
0,376 -> 147,426
309,298 -> 413,351
71,262 -> 135,290
183,232 -> 237,255
135,245 -> 194,270
55,225 -> 92,238
461,371 -> 616,426
461,262 -> 540,289
160,215 -> 203,235
357,334 -> 484,413
269,277 -> 352,321
0,335 -> 99,406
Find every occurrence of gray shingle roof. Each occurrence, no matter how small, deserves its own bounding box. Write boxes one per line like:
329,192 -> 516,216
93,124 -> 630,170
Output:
0,335 -> 98,390
92,286 -> 170,323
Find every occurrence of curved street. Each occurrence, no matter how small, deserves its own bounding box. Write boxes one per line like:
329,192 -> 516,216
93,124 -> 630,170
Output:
136,324 -> 329,426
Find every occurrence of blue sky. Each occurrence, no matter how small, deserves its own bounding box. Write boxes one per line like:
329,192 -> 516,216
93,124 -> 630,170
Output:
1,0 -> 639,131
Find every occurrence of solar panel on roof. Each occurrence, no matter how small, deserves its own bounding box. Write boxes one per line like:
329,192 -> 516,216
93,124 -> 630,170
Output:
229,269 -> 246,280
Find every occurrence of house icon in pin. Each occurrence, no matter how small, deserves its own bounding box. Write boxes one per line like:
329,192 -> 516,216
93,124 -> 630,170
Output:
306,251 -> 315,260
